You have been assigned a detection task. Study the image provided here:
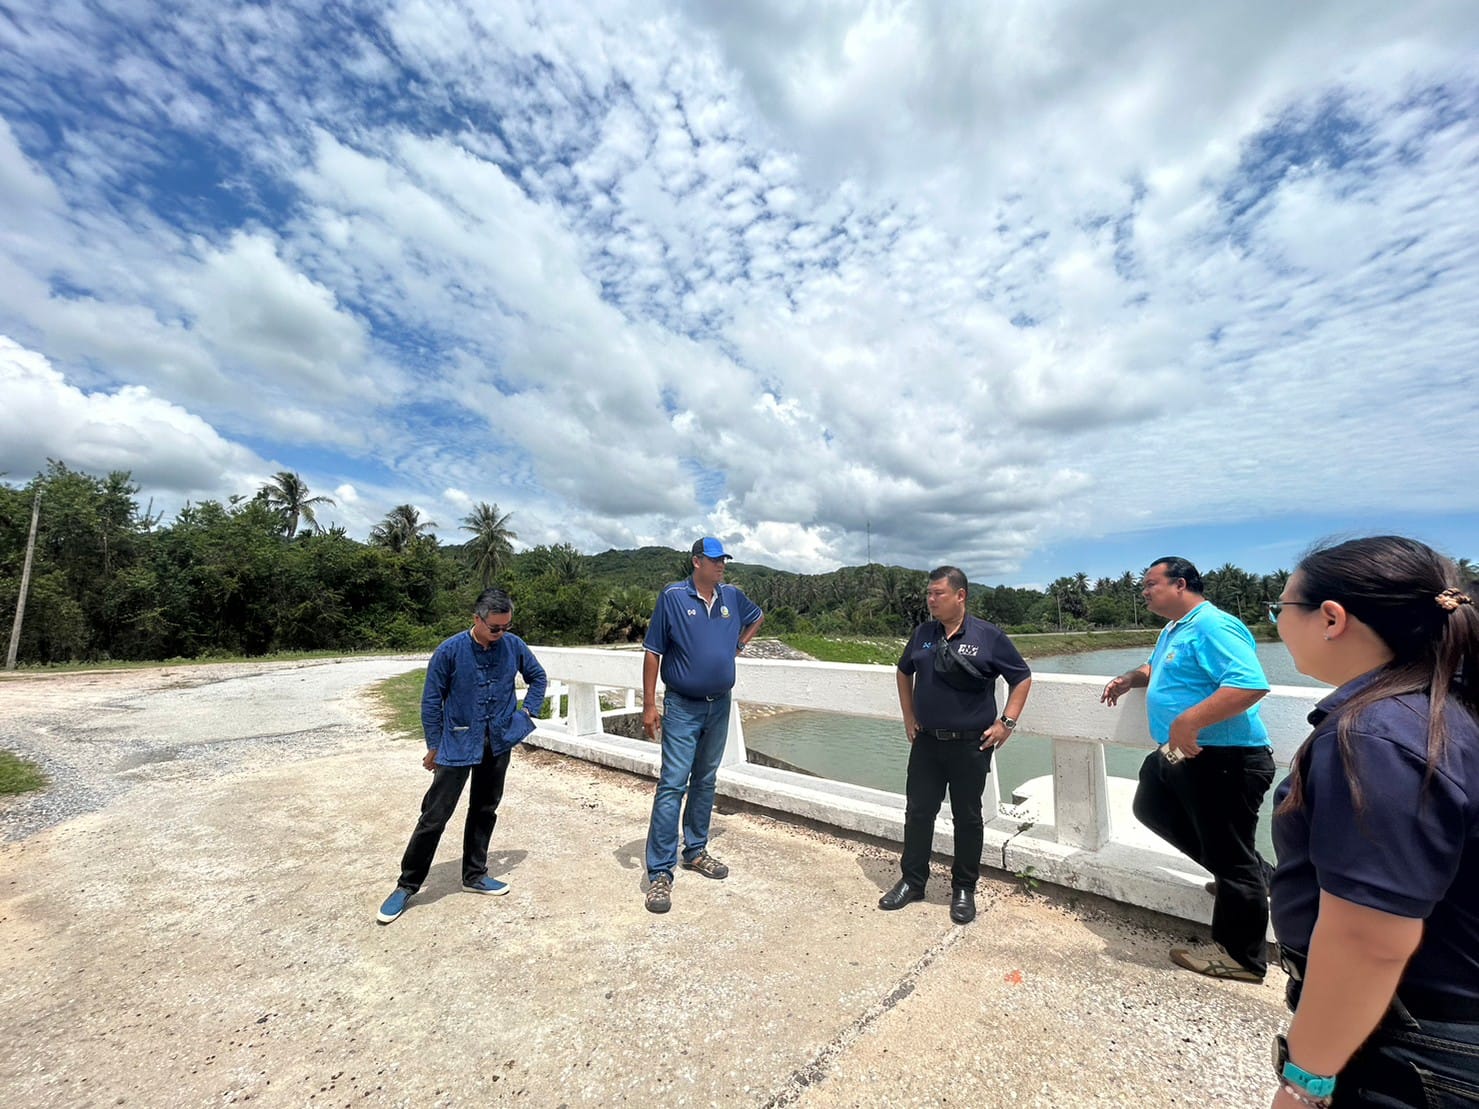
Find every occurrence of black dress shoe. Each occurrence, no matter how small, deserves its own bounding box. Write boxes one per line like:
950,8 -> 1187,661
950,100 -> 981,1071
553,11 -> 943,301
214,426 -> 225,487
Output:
878,879 -> 925,911
950,888 -> 976,924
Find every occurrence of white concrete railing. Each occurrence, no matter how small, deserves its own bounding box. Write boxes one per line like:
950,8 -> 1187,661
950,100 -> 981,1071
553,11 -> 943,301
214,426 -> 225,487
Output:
525,647 -> 1325,927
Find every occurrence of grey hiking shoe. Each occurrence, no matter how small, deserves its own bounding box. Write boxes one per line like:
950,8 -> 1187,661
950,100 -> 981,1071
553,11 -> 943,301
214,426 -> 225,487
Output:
645,873 -> 672,913
680,851 -> 729,880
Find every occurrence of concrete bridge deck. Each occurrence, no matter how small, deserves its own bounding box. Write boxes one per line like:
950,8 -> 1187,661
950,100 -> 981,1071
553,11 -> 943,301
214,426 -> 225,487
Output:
0,659 -> 1288,1107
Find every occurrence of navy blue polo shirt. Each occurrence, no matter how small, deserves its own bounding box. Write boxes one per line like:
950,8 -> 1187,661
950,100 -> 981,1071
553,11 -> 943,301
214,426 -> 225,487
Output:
1271,673 -> 1479,1000
644,578 -> 762,698
898,616 -> 1031,731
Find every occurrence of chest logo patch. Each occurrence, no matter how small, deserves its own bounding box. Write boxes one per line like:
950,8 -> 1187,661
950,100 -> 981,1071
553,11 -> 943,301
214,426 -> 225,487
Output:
1165,649 -> 1177,662
720,605 -> 730,619
958,644 -> 979,657
687,608 -> 698,617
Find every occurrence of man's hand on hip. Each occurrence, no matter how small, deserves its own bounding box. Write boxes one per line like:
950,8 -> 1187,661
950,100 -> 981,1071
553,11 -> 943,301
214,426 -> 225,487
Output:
1167,716 -> 1202,759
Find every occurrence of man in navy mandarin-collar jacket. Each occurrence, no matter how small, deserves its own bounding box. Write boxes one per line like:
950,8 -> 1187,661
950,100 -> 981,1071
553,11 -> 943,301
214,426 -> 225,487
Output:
377,588 -> 547,925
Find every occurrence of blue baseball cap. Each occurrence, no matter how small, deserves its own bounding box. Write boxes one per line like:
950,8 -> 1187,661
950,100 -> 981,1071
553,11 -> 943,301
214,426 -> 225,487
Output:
691,537 -> 733,560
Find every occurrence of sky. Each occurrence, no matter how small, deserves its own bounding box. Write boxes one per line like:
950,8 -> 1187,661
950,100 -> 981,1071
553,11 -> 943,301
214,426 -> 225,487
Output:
1,1 -> 1477,587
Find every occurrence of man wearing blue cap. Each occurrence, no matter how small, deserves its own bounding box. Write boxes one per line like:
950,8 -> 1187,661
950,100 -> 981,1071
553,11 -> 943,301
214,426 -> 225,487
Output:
641,537 -> 764,913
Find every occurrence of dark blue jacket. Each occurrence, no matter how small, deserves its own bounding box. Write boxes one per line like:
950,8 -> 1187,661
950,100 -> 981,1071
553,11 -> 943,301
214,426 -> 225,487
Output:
420,630 -> 547,767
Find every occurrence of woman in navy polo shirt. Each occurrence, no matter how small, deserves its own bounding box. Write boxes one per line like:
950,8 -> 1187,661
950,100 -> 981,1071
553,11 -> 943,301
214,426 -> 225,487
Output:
1267,536 -> 1479,1107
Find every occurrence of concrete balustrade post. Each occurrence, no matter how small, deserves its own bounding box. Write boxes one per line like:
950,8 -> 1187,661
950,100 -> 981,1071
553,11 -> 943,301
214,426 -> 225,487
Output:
567,681 -> 603,738
1050,737 -> 1111,849
722,703 -> 748,767
983,757 -> 1003,816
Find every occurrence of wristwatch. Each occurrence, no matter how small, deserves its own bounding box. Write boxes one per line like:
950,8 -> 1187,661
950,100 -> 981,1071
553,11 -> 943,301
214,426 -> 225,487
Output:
999,715 -> 1017,730
1273,1035 -> 1336,1102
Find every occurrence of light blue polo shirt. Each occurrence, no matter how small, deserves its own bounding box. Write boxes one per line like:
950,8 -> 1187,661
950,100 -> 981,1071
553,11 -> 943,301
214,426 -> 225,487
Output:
1145,601 -> 1269,747
644,578 -> 763,699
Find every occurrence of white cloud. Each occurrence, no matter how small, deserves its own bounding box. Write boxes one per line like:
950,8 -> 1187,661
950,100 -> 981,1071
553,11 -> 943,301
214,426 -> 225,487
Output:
0,0 -> 1475,576
0,335 -> 264,496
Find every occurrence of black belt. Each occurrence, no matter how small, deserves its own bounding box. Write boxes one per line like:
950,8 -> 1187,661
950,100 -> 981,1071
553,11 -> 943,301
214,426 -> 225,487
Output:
1281,946 -> 1479,1023
918,728 -> 984,741
667,690 -> 726,702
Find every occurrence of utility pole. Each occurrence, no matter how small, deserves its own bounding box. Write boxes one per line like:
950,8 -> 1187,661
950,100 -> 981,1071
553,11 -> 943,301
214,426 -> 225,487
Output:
5,490 -> 41,670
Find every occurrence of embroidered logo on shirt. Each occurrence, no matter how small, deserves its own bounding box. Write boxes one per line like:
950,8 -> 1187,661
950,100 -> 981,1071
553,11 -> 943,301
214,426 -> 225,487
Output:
687,608 -> 698,616
720,605 -> 730,619
958,644 -> 979,657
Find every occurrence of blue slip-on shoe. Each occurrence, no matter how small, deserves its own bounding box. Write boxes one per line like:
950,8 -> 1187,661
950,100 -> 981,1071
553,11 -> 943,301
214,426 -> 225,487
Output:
461,875 -> 510,896
376,888 -> 411,924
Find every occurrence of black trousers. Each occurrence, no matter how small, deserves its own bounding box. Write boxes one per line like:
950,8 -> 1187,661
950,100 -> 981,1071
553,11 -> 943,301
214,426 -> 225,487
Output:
900,735 -> 994,891
397,748 -> 511,892
1133,745 -> 1276,974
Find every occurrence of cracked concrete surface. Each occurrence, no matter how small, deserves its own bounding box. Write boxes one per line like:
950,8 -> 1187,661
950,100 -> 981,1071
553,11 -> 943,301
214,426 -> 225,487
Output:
0,660 -> 1288,1107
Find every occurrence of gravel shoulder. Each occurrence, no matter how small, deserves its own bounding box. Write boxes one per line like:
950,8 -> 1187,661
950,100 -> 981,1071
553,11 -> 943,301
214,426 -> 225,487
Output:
0,660 -> 1288,1107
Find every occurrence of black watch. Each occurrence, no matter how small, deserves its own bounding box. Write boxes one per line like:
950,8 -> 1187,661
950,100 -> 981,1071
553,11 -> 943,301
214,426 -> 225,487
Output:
999,715 -> 1017,730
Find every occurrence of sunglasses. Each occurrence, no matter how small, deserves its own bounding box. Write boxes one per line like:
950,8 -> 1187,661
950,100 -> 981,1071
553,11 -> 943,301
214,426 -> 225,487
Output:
1264,600 -> 1319,623
480,615 -> 512,635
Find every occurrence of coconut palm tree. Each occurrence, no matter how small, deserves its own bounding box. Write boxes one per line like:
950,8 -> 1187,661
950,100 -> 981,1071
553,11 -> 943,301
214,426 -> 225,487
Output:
596,586 -> 655,643
461,502 -> 518,588
370,504 -> 437,553
541,542 -> 587,584
260,471 -> 335,538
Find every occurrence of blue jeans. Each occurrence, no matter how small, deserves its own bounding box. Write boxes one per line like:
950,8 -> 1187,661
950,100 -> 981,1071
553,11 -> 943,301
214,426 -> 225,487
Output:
1286,974 -> 1479,1106
645,691 -> 731,880
1334,1009 -> 1479,1106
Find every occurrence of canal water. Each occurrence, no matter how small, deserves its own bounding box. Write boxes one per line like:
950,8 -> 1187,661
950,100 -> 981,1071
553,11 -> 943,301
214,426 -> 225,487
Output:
741,642 -> 1329,857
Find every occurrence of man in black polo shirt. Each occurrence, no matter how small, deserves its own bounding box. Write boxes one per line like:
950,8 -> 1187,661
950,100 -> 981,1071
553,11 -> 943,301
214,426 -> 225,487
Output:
881,566 -> 1033,924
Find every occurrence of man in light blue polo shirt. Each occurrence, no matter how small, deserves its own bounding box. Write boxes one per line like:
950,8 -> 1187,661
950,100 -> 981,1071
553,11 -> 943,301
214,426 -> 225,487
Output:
641,537 -> 764,914
1101,557 -> 1274,983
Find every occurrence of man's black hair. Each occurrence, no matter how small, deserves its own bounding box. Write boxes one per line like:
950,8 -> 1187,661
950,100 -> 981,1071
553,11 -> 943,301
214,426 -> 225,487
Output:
1147,557 -> 1203,594
474,588 -> 514,617
927,566 -> 969,596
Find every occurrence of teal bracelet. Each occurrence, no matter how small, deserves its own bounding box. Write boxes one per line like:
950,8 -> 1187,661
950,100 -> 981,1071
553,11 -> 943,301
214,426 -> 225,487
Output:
1281,1060 -> 1336,1099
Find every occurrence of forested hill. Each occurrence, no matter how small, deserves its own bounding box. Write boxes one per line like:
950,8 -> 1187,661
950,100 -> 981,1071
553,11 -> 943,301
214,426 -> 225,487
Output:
8,463 -> 1469,666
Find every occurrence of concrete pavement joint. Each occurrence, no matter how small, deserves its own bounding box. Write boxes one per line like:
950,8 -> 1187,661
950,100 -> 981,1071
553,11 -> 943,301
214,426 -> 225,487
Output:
761,923 -> 969,1106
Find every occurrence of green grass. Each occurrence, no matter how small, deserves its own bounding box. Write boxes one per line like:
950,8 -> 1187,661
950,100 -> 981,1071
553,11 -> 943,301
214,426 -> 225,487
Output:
779,628 -> 1229,664
0,751 -> 46,796
1008,630 -> 1163,659
374,669 -> 427,738
777,634 -> 907,665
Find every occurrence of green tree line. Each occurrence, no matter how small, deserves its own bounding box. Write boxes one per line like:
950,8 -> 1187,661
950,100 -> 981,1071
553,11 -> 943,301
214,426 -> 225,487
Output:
5,462 -> 1471,665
